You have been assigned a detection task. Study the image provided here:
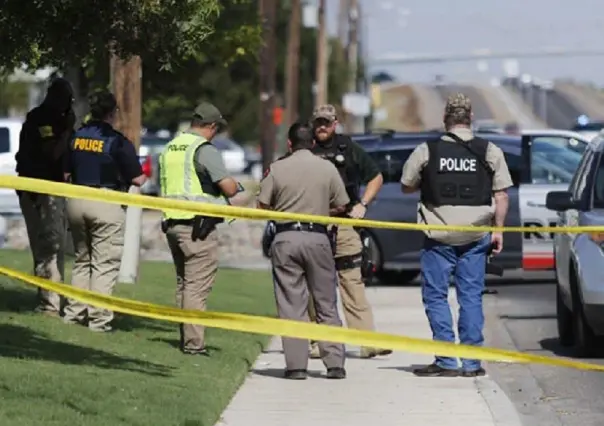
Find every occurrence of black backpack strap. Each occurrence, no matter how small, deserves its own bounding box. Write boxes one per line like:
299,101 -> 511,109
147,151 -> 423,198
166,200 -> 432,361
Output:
444,132 -> 493,175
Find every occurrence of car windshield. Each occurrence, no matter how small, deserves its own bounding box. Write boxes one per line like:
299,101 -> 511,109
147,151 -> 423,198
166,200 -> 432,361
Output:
530,139 -> 583,184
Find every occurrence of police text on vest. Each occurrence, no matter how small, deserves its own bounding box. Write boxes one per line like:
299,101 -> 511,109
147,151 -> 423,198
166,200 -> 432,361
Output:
439,158 -> 477,172
73,138 -> 105,153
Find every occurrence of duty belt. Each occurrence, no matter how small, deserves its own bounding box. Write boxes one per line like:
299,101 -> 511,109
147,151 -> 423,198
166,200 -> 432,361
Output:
274,222 -> 328,234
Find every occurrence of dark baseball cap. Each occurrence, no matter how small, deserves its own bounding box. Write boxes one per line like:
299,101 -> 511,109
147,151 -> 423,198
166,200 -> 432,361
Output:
312,104 -> 337,122
193,102 -> 227,127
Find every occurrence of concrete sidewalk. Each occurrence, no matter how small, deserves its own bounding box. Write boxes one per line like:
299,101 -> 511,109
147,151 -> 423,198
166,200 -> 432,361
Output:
216,287 -> 522,426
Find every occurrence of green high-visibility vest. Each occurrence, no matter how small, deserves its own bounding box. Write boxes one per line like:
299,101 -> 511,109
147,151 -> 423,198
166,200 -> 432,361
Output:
159,132 -> 226,221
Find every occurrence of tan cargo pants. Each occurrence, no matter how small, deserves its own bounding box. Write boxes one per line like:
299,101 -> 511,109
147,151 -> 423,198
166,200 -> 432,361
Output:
63,199 -> 126,331
166,224 -> 219,353
19,192 -> 66,314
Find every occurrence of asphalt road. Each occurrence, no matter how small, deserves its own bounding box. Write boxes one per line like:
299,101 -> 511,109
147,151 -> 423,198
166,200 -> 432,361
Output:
483,272 -> 604,426
434,84 -> 494,121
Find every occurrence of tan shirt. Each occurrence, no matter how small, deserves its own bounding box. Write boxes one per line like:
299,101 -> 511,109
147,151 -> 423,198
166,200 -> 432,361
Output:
401,127 -> 513,245
258,149 -> 350,221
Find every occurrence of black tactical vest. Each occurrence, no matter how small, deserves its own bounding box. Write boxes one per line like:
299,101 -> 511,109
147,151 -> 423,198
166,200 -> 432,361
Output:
312,135 -> 359,204
420,135 -> 493,207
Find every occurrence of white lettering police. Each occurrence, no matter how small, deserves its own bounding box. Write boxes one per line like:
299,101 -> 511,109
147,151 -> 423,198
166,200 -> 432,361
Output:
439,157 -> 477,172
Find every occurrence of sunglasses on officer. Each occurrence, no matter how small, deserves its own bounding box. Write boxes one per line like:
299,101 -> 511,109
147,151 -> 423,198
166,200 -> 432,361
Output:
312,118 -> 335,129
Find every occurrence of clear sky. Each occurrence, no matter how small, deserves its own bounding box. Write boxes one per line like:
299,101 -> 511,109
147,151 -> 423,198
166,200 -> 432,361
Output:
324,0 -> 604,86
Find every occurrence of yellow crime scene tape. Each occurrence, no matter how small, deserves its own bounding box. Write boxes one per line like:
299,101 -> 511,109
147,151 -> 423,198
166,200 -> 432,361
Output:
3,266 -> 604,372
1,175 -> 604,373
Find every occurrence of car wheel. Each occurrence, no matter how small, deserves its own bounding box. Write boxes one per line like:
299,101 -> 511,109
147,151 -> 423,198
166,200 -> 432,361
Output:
556,284 -> 574,347
570,271 -> 600,357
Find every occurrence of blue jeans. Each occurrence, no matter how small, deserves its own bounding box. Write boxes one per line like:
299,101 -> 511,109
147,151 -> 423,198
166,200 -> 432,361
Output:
420,234 -> 490,372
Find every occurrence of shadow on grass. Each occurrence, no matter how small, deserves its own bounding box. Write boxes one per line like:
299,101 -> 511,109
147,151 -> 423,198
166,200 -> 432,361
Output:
0,283 -> 175,332
112,315 -> 175,333
0,283 -> 38,313
0,323 -> 174,377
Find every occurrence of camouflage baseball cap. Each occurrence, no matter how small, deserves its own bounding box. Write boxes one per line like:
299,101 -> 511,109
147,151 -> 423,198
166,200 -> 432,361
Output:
312,104 -> 337,122
193,101 -> 227,127
444,93 -> 472,119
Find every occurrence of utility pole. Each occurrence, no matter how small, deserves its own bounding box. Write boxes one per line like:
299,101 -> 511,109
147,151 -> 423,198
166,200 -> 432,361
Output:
111,54 -> 143,285
315,0 -> 328,108
259,0 -> 278,171
284,0 -> 301,127
338,0 -> 349,44
345,0 -> 359,133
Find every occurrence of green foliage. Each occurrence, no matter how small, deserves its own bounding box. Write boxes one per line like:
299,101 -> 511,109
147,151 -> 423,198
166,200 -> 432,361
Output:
140,0 -> 354,142
0,0 -> 260,70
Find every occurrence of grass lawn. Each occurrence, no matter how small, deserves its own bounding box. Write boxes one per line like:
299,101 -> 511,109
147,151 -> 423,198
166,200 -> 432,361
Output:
0,249 -> 275,426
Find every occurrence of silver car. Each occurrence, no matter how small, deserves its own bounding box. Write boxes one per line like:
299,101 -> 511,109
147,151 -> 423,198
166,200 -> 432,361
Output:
547,133 -> 604,357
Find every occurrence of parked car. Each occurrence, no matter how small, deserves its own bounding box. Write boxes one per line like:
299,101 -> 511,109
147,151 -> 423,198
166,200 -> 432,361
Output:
212,137 -> 246,175
0,118 -> 24,214
359,129 -> 590,284
546,132 -> 604,356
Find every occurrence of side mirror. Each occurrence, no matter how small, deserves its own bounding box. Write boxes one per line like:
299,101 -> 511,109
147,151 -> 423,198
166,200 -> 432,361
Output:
546,191 -> 577,212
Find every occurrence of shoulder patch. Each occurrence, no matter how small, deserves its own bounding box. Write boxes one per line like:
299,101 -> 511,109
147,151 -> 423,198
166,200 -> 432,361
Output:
38,126 -> 54,138
261,167 -> 272,181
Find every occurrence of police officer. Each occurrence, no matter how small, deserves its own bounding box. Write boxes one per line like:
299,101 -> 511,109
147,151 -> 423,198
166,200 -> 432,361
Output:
159,102 -> 241,355
15,77 -> 76,316
401,93 -> 512,377
258,122 -> 349,380
308,104 -> 392,359
62,90 -> 147,332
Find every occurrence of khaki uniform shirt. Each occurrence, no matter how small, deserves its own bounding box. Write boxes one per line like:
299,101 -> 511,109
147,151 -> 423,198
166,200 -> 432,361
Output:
401,127 -> 513,246
257,149 -> 350,220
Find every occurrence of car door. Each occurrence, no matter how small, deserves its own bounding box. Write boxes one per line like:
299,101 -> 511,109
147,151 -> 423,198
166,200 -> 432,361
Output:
519,134 -> 585,270
555,148 -> 595,292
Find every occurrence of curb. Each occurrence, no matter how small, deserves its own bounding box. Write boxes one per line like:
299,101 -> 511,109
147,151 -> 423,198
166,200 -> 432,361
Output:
477,375 -> 524,426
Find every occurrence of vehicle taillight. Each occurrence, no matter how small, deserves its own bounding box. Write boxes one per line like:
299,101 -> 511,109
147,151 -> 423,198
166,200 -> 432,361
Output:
142,155 -> 152,177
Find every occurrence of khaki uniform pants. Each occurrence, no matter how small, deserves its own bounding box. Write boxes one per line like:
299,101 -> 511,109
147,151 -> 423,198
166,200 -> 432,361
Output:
308,225 -> 375,332
63,199 -> 125,329
166,225 -> 218,352
19,192 -> 66,312
271,231 -> 345,371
